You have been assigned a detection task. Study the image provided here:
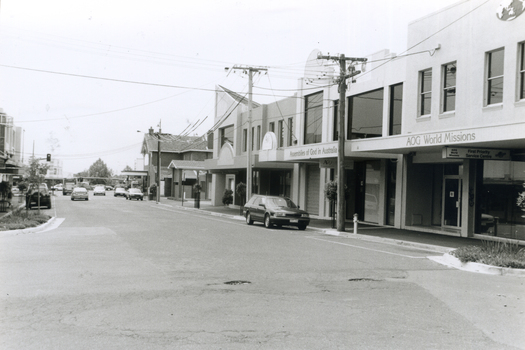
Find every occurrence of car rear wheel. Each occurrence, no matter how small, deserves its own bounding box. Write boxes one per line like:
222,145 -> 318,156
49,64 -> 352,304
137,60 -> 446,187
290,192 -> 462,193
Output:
264,214 -> 272,228
298,224 -> 307,230
246,212 -> 254,225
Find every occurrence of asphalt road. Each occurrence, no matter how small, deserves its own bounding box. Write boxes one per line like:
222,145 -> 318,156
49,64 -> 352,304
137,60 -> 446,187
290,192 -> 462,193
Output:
1,192 -> 524,349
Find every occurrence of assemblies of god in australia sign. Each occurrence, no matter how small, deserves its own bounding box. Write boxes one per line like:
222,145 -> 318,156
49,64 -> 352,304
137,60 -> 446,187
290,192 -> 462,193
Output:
443,147 -> 511,160
285,144 -> 338,161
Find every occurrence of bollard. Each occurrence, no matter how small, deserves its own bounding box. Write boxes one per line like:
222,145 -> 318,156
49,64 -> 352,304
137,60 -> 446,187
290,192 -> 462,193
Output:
353,213 -> 358,234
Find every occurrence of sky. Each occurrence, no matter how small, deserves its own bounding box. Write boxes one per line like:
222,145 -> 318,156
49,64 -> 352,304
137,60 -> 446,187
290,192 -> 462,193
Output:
0,0 -> 459,176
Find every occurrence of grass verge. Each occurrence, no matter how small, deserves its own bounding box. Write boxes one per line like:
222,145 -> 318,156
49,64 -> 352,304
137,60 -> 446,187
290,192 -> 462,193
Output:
0,208 -> 51,231
451,240 -> 525,269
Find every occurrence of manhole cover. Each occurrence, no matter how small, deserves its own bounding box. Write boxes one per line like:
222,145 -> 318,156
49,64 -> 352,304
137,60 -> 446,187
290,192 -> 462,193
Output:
224,280 -> 251,285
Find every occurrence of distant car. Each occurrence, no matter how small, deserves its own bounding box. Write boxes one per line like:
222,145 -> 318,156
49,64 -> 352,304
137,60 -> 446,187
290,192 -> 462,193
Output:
105,185 -> 114,191
243,195 -> 310,230
93,186 -> 106,196
114,188 -> 127,197
53,184 -> 63,191
27,184 -> 52,209
126,188 -> 144,201
71,187 -> 89,201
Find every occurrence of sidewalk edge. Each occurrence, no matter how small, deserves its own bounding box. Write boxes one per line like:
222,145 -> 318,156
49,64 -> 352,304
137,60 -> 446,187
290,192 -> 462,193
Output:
428,253 -> 525,277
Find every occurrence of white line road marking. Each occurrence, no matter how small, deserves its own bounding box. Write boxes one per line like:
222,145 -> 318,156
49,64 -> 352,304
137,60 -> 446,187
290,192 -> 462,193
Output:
306,236 -> 429,259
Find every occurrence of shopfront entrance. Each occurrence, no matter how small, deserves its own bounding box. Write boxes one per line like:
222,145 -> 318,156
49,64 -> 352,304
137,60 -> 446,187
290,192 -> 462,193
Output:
443,177 -> 462,228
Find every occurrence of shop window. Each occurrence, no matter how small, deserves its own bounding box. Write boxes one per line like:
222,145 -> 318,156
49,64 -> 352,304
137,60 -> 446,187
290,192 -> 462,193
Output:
242,129 -> 247,152
389,84 -> 402,135
486,48 -> 504,105
219,125 -> 234,148
287,117 -> 294,146
348,88 -> 383,139
442,62 -> 457,112
479,160 -> 525,240
419,69 -> 432,116
304,91 -> 323,144
519,42 -> 525,101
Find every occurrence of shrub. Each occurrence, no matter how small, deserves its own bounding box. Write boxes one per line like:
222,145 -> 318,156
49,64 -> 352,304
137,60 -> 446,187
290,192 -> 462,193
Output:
222,189 -> 233,206
0,209 -> 51,231
451,240 -> 525,269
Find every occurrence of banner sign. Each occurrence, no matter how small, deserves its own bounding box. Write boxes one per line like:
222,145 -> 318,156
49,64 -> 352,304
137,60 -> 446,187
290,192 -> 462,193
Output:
442,147 -> 511,160
285,144 -> 338,160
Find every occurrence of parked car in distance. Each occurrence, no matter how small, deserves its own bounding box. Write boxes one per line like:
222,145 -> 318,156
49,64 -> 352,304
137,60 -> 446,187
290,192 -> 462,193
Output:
244,195 -> 310,230
126,188 -> 144,201
71,187 -> 89,201
27,184 -> 52,209
63,182 -> 75,195
93,186 -> 106,196
114,187 -> 127,197
105,185 -> 114,191
52,184 -> 63,191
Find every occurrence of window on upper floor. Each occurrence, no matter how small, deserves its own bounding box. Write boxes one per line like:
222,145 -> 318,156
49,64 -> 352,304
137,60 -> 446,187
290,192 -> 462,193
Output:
304,91 -> 323,144
269,122 -> 275,133
219,125 -> 234,148
442,62 -> 456,113
389,83 -> 403,136
207,132 -> 214,150
257,125 -> 261,150
278,120 -> 284,148
251,127 -> 254,151
486,48 -> 504,105
287,117 -> 294,146
333,100 -> 339,141
519,42 -> 525,101
348,88 -> 383,139
242,128 -> 247,152
419,69 -> 432,116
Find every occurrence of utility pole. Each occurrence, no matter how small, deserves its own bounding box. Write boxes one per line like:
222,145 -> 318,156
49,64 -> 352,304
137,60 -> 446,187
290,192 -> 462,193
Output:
156,120 -> 162,204
225,65 -> 267,203
317,53 -> 367,232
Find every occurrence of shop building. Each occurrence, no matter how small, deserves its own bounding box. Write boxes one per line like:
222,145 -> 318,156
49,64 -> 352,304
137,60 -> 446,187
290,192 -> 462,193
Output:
0,109 -> 23,184
317,0 -> 524,240
205,0 -> 525,242
141,127 -> 211,198
205,86 -> 296,206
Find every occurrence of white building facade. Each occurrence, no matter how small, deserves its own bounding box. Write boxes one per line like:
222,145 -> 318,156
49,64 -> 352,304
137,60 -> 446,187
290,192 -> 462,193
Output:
206,0 -> 525,242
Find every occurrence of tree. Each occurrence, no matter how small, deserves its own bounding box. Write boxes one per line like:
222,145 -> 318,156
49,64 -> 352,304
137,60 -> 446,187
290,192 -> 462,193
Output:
122,165 -> 133,172
27,156 -> 50,188
88,158 -> 113,178
26,156 -> 50,214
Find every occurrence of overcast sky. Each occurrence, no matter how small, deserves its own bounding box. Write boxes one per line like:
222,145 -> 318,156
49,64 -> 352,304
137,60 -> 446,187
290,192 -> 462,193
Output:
0,0 -> 459,175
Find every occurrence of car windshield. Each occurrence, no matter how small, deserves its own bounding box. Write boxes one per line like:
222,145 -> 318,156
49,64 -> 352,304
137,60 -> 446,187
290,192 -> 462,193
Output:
94,186 -> 104,190
73,188 -> 87,192
129,189 -> 141,193
266,197 -> 297,208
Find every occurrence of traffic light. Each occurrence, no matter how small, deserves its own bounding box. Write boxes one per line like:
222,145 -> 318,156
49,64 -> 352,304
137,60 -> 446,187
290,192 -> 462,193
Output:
46,154 -> 51,162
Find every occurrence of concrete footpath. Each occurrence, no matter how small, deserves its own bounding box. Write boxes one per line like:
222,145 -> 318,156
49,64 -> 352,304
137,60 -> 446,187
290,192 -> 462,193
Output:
159,197 -> 525,277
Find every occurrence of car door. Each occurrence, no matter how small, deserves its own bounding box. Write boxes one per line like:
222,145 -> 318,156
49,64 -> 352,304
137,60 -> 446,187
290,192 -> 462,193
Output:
250,196 -> 262,221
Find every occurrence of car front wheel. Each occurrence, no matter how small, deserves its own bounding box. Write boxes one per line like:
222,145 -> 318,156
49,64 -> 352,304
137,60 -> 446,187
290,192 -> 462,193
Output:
298,224 -> 307,230
246,212 -> 254,225
264,214 -> 272,228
